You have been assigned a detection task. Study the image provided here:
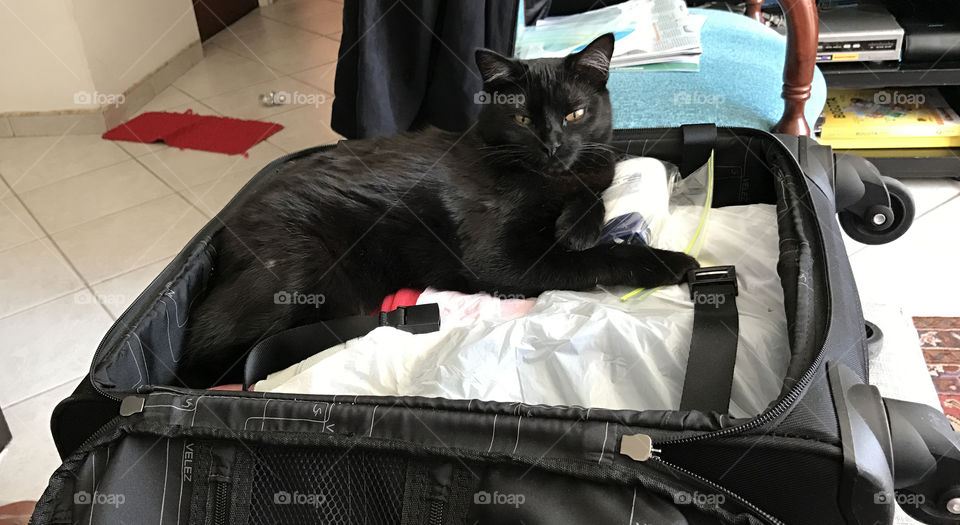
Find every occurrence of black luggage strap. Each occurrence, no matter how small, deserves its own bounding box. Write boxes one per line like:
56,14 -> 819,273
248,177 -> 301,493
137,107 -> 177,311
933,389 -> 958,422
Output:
680,123 -> 717,178
680,266 -> 740,414
243,303 -> 440,390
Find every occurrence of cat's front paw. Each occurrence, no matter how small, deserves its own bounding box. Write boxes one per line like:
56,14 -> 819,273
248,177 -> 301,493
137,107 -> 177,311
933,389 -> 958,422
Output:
662,251 -> 701,284
632,248 -> 700,287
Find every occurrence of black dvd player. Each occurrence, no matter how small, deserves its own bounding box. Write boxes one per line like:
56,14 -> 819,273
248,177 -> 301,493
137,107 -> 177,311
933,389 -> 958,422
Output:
887,0 -> 960,63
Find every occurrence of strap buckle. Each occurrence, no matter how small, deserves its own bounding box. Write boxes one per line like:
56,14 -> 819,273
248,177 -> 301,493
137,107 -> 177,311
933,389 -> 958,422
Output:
378,303 -> 441,334
687,265 -> 738,300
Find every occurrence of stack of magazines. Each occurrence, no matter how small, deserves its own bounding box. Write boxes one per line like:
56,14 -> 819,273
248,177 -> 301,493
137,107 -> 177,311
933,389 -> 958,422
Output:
515,0 -> 705,71
818,88 -> 960,149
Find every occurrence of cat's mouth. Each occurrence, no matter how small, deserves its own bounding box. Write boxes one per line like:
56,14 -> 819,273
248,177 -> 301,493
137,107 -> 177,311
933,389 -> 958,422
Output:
543,154 -> 577,174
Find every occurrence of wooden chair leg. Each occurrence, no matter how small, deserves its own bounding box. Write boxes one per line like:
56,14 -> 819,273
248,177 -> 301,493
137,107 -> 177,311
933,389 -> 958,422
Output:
745,0 -> 764,23
773,0 -> 818,135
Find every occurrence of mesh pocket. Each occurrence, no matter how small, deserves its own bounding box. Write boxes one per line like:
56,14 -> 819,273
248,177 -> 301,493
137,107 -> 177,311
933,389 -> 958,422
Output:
248,445 -> 407,525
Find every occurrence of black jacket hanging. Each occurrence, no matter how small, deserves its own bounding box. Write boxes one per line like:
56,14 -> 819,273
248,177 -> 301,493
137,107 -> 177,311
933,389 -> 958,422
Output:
332,0 -> 520,139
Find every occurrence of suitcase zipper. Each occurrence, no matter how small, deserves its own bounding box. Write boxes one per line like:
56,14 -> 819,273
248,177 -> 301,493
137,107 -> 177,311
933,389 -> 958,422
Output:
212,479 -> 230,525
650,456 -> 784,525
656,339 -> 827,447
621,433 -> 782,524
427,497 -> 445,525
74,415 -> 123,454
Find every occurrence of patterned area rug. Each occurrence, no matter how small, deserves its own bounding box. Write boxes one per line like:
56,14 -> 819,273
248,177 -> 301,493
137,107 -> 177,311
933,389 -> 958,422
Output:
915,317 -> 960,431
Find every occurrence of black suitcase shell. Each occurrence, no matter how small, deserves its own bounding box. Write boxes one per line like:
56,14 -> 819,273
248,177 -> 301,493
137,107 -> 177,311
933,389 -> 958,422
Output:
30,127 -> 959,525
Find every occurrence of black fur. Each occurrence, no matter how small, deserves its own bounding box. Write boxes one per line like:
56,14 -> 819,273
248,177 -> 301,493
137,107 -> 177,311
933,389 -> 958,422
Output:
180,34 -> 699,387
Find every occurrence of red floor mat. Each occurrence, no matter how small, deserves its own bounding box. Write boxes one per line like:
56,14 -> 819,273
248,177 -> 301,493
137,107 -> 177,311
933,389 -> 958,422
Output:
915,316 -> 960,431
103,110 -> 283,155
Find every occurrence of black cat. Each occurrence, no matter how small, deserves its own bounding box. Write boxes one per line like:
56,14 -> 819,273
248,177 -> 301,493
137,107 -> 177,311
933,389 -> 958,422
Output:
180,34 -> 699,387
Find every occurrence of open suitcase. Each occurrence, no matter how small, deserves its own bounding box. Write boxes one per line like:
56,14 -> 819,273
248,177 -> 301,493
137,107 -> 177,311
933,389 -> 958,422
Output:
31,126 -> 960,525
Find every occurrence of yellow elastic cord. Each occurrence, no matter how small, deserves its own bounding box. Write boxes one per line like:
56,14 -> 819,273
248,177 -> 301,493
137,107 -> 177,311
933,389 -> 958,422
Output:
620,151 -> 715,302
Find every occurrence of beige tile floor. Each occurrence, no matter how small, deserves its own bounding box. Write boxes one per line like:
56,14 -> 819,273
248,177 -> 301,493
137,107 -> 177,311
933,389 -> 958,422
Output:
0,0 -> 343,503
1,0 -> 960,507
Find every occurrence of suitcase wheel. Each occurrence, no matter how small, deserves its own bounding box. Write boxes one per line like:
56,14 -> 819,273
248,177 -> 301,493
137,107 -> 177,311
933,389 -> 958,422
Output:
839,176 -> 915,245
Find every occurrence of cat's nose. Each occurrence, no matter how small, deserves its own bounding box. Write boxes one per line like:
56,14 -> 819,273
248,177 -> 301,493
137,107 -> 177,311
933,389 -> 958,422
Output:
542,141 -> 560,157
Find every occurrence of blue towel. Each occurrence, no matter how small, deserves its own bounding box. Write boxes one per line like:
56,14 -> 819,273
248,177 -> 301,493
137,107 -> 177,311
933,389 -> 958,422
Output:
608,9 -> 826,131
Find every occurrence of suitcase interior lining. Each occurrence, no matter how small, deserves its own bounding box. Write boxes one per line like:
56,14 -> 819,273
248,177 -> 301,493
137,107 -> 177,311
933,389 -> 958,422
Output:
90,130 -> 827,431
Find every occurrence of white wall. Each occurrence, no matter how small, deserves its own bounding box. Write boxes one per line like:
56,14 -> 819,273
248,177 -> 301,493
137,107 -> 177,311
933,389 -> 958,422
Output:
0,0 -> 199,114
0,0 -> 97,113
72,0 -> 199,96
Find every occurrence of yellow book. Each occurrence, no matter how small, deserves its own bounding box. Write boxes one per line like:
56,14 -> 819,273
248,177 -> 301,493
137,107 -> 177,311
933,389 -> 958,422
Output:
819,88 -> 960,149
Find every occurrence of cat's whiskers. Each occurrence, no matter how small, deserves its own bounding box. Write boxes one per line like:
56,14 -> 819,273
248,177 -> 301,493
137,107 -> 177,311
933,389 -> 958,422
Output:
475,144 -> 534,167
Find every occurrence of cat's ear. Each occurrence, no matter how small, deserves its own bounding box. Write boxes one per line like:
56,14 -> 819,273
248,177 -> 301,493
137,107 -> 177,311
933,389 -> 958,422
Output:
566,33 -> 615,86
475,48 -> 518,84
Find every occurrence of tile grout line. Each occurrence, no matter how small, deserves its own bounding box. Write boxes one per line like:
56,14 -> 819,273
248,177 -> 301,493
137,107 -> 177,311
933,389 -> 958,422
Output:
270,57 -> 340,77
113,82 -> 239,220
4,192 -> 177,252
0,374 -> 86,412
201,85 -> 333,121
847,189 -> 960,261
0,288 -> 85,323
0,252 -> 176,323
124,149 -> 217,221
256,5 -> 345,39
3,130 -> 266,246
172,18 -> 338,107
184,98 -> 226,117
846,184 -> 960,258
19,178 -> 179,237
0,162 -> 181,320
914,188 -> 960,220
200,40 -> 338,83
137,96 -> 224,119
0,6 -> 338,483
257,16 -> 340,39
0,184 -> 117,321
0,177 -> 44,255
2,154 -> 132,197
116,85 -> 280,221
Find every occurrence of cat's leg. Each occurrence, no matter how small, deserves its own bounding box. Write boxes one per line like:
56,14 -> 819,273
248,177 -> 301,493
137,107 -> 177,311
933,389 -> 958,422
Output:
486,242 -> 699,295
555,192 -> 605,251
179,268 -> 291,387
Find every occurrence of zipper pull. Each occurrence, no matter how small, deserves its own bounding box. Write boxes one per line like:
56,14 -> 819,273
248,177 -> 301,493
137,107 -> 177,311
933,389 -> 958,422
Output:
119,396 -> 145,416
620,433 -> 661,462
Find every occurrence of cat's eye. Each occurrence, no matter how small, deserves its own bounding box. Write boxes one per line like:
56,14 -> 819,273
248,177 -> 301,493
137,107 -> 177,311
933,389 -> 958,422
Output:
514,114 -> 532,125
565,108 -> 586,122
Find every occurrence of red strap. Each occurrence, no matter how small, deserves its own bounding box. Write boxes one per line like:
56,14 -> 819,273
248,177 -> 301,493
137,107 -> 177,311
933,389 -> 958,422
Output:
379,288 -> 424,312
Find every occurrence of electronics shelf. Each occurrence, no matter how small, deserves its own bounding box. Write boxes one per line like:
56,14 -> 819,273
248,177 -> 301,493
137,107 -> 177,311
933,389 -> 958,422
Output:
807,0 -> 960,178
819,74 -> 960,179
833,147 -> 960,179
